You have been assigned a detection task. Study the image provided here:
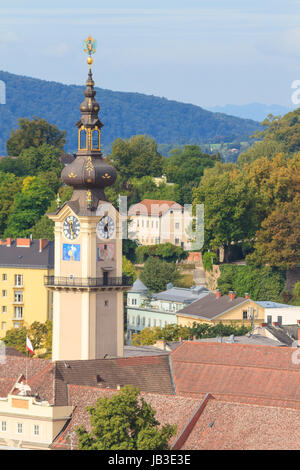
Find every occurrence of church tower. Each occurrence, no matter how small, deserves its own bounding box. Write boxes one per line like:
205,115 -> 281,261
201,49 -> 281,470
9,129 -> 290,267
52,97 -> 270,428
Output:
46,37 -> 128,361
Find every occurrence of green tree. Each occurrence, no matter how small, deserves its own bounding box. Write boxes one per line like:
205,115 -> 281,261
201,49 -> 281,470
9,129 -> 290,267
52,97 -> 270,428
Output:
17,144 -> 63,178
122,256 -> 137,282
109,135 -> 164,182
217,265 -> 286,301
76,385 -> 176,450
4,175 -> 55,237
238,111 -> 300,165
193,163 -> 259,261
132,322 -> 251,346
247,195 -> 300,269
3,321 -> 52,356
0,171 -> 22,236
136,243 -> 187,264
163,145 -> 221,204
7,117 -> 66,156
202,251 -> 218,272
140,257 -> 179,292
3,326 -> 27,354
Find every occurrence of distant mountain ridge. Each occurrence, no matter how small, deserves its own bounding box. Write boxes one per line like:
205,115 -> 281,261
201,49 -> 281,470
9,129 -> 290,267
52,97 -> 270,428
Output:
0,71 -> 261,155
209,103 -> 295,123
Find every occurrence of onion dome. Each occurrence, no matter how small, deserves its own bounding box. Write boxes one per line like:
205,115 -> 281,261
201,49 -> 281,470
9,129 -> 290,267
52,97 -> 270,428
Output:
61,36 -> 117,212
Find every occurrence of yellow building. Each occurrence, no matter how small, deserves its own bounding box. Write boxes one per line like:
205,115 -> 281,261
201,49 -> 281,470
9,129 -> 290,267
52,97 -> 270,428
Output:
177,291 -> 265,327
0,238 -> 54,337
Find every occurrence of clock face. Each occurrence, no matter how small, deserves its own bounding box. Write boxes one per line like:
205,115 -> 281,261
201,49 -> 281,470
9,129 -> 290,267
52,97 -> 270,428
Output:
97,216 -> 115,239
63,215 -> 80,240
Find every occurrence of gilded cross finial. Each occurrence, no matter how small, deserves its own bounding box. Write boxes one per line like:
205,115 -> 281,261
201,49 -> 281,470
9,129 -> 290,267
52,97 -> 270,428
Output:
83,36 -> 97,68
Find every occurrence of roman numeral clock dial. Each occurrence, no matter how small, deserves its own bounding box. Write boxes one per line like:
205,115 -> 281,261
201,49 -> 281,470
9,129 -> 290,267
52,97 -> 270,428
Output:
63,215 -> 80,240
97,216 -> 115,239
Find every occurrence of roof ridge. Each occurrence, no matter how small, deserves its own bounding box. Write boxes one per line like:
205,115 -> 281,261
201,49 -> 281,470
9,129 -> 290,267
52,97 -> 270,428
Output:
27,361 -> 54,384
172,358 -> 300,373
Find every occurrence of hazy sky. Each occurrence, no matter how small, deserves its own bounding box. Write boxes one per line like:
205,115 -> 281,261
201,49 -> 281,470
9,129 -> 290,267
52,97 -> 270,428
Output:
1,0 -> 300,107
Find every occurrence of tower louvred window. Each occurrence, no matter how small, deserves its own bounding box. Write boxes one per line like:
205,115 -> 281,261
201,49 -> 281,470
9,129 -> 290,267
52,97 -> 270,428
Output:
80,129 -> 87,149
92,129 -> 100,149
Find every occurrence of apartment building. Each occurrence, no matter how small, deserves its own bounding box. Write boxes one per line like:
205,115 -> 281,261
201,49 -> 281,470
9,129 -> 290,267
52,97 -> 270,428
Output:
0,238 -> 54,337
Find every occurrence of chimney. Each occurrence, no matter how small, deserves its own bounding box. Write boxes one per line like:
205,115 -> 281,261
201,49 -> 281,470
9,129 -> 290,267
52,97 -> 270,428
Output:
229,291 -> 236,301
16,238 -> 31,248
39,239 -> 48,253
245,293 -> 250,299
216,289 -> 221,299
0,238 -> 12,247
154,340 -> 166,350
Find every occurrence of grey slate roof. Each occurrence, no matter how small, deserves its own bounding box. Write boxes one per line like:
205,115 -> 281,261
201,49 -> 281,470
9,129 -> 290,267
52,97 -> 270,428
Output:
153,286 -> 209,303
129,277 -> 148,293
256,301 -> 296,308
0,240 -> 54,269
264,326 -> 295,346
54,355 -> 174,405
177,292 -> 247,320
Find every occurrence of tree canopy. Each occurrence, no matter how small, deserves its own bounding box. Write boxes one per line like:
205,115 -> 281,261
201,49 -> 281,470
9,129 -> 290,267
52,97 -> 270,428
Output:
76,385 -> 177,450
163,145 -> 221,204
217,265 -> 286,301
140,257 -> 180,292
6,117 -> 66,157
238,111 -> 300,165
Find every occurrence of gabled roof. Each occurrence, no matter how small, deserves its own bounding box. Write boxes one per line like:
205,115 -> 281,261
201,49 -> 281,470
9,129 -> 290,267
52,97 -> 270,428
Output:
177,292 -> 247,320
182,398 -> 300,450
52,386 -> 201,450
53,356 -> 174,405
128,199 -> 182,216
171,342 -> 300,407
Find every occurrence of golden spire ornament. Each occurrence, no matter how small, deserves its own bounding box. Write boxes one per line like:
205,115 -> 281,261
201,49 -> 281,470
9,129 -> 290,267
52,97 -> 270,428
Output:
83,35 -> 97,68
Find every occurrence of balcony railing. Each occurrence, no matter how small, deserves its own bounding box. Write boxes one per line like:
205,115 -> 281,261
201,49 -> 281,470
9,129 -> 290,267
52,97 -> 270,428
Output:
44,276 -> 132,288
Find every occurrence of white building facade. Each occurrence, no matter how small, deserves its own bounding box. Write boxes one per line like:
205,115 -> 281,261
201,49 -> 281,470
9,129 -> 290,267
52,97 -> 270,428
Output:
128,199 -> 193,250
126,279 -> 209,341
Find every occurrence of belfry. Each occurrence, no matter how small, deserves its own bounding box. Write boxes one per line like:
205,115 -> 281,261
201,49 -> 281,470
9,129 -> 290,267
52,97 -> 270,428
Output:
46,37 -> 129,361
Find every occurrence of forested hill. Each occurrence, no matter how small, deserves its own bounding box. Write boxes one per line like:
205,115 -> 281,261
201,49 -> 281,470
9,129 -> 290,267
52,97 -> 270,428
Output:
0,71 -> 261,155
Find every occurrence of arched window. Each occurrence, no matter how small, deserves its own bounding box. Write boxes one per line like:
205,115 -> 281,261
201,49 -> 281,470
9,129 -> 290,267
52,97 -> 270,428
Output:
79,129 -> 87,150
92,129 -> 100,150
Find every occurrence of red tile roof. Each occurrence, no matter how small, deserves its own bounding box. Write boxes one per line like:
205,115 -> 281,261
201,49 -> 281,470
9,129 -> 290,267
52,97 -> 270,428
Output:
171,342 -> 300,407
52,385 -> 201,450
182,398 -> 300,450
0,355 -> 174,405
